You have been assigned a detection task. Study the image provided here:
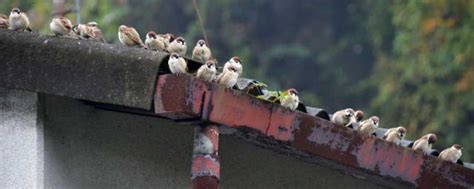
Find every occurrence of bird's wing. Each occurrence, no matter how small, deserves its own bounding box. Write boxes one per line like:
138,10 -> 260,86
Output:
93,29 -> 106,43
126,28 -> 144,46
60,18 -> 72,30
357,120 -> 369,131
383,128 -> 396,139
181,59 -> 188,72
196,65 -> 205,77
412,138 -> 421,148
216,72 -> 225,83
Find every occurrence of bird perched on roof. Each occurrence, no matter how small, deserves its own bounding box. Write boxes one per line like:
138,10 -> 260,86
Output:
0,14 -> 9,29
118,25 -> 144,47
217,65 -> 239,88
280,88 -> 300,111
358,116 -> 379,135
168,37 -> 187,56
383,126 -> 407,145
349,110 -> 365,130
412,133 -> 437,155
439,144 -> 463,163
86,22 -> 106,43
145,31 -> 166,51
168,53 -> 187,74
192,39 -> 212,63
355,110 -> 364,122
8,8 -> 31,31
50,16 -> 73,36
73,22 -> 105,42
331,108 -> 356,127
160,33 -> 175,49
73,24 -> 88,38
197,59 -> 217,82
223,56 -> 243,76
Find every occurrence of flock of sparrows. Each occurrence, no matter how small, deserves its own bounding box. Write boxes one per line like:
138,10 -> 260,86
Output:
331,108 -> 463,164
2,8 -> 463,165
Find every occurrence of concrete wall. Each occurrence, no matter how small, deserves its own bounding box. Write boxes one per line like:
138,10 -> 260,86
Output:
1,88 -> 383,188
0,88 -> 43,189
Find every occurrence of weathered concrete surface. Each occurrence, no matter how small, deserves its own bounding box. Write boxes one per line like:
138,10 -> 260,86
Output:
0,29 -> 166,109
220,136 -> 384,189
41,94 -> 383,189
0,88 -> 43,189
41,95 -> 193,188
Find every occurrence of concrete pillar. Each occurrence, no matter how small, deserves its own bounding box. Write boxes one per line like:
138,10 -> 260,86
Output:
192,124 -> 220,189
0,88 -> 43,189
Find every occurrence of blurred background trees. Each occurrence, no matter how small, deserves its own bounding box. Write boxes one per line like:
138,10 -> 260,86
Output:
1,0 -> 473,161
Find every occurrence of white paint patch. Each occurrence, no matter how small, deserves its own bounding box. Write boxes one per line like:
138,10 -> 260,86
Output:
193,132 -> 214,155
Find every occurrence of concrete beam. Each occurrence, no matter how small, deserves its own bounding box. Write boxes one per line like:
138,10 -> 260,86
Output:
0,30 -> 166,109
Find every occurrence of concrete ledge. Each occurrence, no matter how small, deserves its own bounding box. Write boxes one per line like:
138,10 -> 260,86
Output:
0,30 -> 166,109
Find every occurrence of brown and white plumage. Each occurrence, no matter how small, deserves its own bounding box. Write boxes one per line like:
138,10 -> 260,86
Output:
383,126 -> 407,145
0,14 -> 9,29
331,108 -> 356,127
280,88 -> 300,111
8,8 -> 30,31
197,59 -> 217,82
159,33 -> 174,49
192,39 -> 212,63
355,110 -> 364,122
223,56 -> 243,76
145,31 -> 166,51
50,16 -> 73,36
358,116 -> 379,135
168,37 -> 187,56
168,53 -> 187,74
439,144 -> 463,163
412,133 -> 437,155
73,24 -> 88,38
118,25 -> 144,47
217,66 -> 239,88
87,22 -> 106,43
73,22 -> 105,42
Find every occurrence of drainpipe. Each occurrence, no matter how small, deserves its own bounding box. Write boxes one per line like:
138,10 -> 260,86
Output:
191,124 -> 220,189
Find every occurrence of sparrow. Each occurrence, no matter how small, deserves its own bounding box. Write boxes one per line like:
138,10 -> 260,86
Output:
355,110 -> 364,122
86,22 -> 106,43
72,24 -> 88,38
216,66 -> 239,88
223,56 -> 243,76
0,14 -> 8,29
145,31 -> 166,51
439,144 -> 463,163
168,53 -> 187,74
412,133 -> 437,155
357,116 -> 379,135
50,16 -> 73,36
168,37 -> 187,56
192,39 -> 212,63
331,108 -> 356,127
196,59 -> 217,82
383,126 -> 407,145
159,33 -> 175,49
73,22 -> 101,41
118,25 -> 144,47
280,88 -> 300,111
8,8 -> 31,31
